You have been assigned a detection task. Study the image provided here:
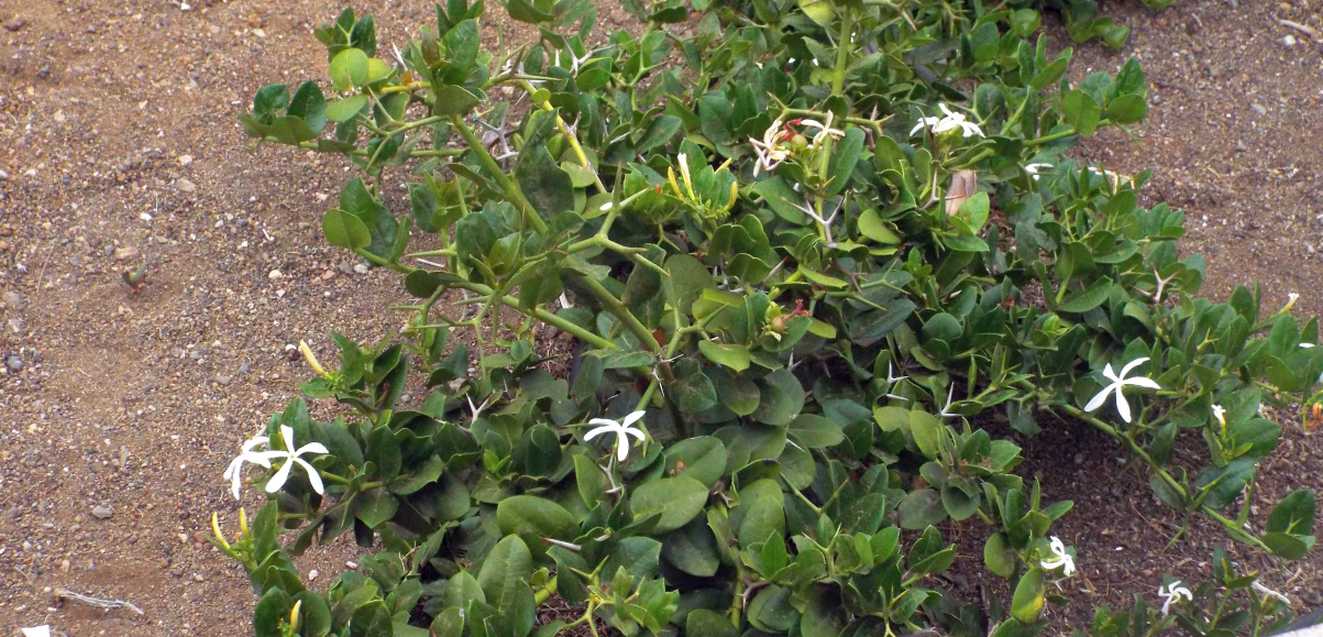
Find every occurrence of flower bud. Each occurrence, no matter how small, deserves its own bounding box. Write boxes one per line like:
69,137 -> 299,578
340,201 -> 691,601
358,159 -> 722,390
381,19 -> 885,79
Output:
298,341 -> 331,379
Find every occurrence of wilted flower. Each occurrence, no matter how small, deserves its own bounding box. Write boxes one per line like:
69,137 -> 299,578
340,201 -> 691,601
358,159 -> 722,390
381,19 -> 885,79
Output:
1158,580 -> 1193,615
1251,579 -> 1290,604
1084,357 -> 1161,423
799,112 -> 845,148
1040,536 -> 1076,577
1024,162 -> 1053,181
938,384 -> 958,419
749,118 -> 792,176
263,425 -> 328,496
585,410 -> 647,463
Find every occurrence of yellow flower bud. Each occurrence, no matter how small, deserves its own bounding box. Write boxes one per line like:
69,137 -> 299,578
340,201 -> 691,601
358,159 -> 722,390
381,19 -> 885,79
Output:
298,341 -> 331,379
288,599 -> 303,632
211,512 -> 231,551
238,506 -> 249,536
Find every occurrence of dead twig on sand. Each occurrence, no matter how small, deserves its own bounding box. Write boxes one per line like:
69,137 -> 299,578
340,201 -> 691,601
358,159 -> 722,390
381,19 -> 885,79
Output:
54,588 -> 145,615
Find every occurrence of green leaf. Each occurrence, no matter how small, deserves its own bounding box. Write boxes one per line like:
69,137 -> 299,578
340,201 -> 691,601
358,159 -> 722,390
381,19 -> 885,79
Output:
909,410 -> 945,459
664,520 -> 721,577
329,48 -> 369,90
1011,570 -> 1046,623
637,115 -> 683,153
517,145 -> 574,216
1267,489 -> 1316,535
477,535 -> 536,635
787,414 -> 844,448
698,340 -> 751,372
983,532 -> 1016,578
752,369 -> 805,426
631,476 -> 710,533
497,495 -> 578,546
326,95 -> 369,123
748,585 -> 798,632
323,210 -> 371,249
898,488 -> 946,529
826,127 -> 865,196
663,436 -> 728,487
858,208 -> 901,244
354,489 -> 398,528
1058,277 -> 1113,313
1106,94 -> 1147,124
797,0 -> 833,26
672,359 -> 718,414
686,609 -> 738,637
1060,89 -> 1102,136
432,84 -> 481,116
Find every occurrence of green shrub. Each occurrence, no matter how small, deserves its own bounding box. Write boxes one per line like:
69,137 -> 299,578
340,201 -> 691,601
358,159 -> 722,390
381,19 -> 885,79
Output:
219,1 -> 1314,635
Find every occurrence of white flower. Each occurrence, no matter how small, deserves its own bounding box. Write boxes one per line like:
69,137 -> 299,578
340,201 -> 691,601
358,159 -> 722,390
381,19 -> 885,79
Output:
263,425 -> 329,496
1083,357 -> 1162,423
1211,404 -> 1227,428
585,410 -> 647,463
938,383 -> 957,419
1024,162 -> 1053,181
910,103 -> 984,138
21,627 -> 51,637
598,201 -> 614,212
1040,536 -> 1076,577
749,119 -> 791,176
1251,579 -> 1290,604
1285,292 -> 1301,313
1158,580 -> 1193,615
800,112 -> 845,148
1300,342 -> 1315,349
222,434 -> 280,500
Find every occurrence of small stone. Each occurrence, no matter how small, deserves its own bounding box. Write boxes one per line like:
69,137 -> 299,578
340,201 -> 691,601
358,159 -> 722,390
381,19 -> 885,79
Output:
4,354 -> 22,372
345,561 -> 359,569
176,178 -> 197,193
267,269 -> 283,280
1251,103 -> 1267,116
8,318 -> 24,334
91,505 -> 113,520
113,246 -> 140,261
336,262 -> 355,275
215,373 -> 232,386
140,212 -> 153,222
1283,34 -> 1297,47
4,18 -> 26,32
308,569 -> 319,581
353,263 -> 370,274
192,573 -> 205,582
3,290 -> 22,309
1073,453 -> 1084,465
178,154 -> 193,167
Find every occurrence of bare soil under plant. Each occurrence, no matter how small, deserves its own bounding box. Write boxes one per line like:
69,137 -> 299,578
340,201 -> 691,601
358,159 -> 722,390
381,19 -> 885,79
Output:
1,0 -> 1320,633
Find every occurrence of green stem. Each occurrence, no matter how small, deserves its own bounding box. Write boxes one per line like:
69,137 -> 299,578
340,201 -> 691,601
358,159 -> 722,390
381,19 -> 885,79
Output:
449,115 -> 549,234
575,275 -> 660,353
1026,127 -> 1078,146
534,579 -> 558,605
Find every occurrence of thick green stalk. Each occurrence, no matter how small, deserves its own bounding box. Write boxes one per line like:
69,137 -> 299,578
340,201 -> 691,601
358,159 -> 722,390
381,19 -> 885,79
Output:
449,114 -> 549,234
575,275 -> 660,354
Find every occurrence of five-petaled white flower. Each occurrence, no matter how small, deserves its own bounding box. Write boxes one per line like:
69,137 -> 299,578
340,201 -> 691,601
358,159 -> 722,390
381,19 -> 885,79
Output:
1211,404 -> 1227,428
800,112 -> 845,148
1024,162 -> 1053,181
1158,580 -> 1193,615
223,433 -> 280,500
1084,357 -> 1162,423
750,119 -> 792,176
910,103 -> 984,138
264,425 -> 329,496
1040,536 -> 1076,577
585,410 -> 648,463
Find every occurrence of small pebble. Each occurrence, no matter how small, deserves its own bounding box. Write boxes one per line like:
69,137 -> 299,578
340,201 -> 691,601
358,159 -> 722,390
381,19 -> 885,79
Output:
91,505 -> 113,520
5,354 -> 23,372
178,154 -> 193,167
1283,34 -> 1297,47
3,290 -> 22,309
267,269 -> 283,280
176,178 -> 197,193
353,263 -> 370,274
